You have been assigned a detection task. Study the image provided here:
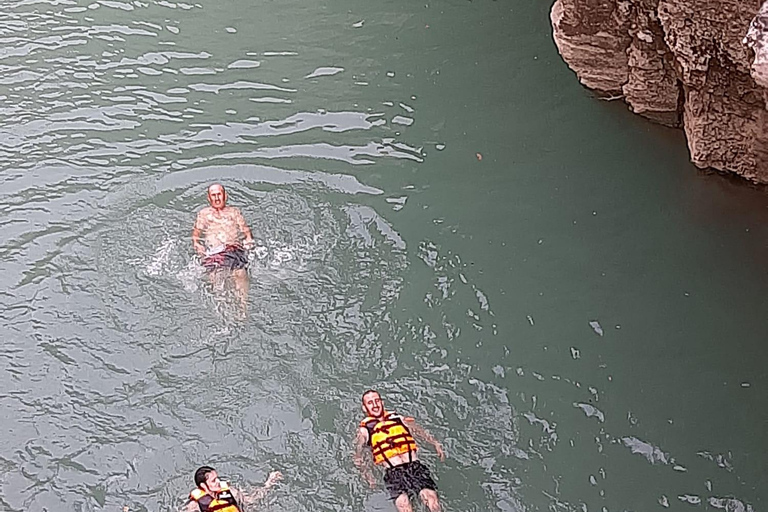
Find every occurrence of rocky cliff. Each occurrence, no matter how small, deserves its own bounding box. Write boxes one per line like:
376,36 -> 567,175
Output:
551,0 -> 768,183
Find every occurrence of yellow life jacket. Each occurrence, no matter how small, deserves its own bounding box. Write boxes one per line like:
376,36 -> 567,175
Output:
360,412 -> 418,467
189,481 -> 241,512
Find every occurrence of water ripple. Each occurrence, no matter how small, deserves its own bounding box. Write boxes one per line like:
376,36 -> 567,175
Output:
0,1 -> 759,511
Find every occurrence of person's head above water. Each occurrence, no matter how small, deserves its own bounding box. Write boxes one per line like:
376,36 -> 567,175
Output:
194,466 -> 223,493
362,389 -> 384,418
207,183 -> 227,210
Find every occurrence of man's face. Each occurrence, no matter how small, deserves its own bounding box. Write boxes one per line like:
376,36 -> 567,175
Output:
207,185 -> 227,210
202,470 -> 222,493
362,392 -> 384,418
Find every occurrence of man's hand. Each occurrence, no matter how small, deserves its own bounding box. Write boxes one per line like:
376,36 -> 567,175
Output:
265,471 -> 282,488
435,441 -> 446,461
180,500 -> 198,512
242,471 -> 283,504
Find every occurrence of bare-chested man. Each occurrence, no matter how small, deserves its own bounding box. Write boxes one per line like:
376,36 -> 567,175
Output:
192,183 -> 254,311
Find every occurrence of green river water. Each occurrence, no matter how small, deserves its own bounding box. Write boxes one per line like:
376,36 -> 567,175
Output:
1,0 -> 767,511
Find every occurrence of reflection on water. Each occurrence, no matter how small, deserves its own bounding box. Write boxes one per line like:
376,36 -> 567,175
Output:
0,0 -> 766,511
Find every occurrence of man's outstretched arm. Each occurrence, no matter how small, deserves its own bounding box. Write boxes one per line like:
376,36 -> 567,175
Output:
239,471 -> 283,505
353,428 -> 377,487
404,418 -> 445,461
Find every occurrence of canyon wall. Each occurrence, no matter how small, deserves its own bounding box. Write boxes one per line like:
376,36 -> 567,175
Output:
551,0 -> 768,183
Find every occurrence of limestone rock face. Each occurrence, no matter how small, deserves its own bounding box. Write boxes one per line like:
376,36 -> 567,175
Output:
551,0 -> 768,183
746,1 -> 768,88
549,0 -> 631,94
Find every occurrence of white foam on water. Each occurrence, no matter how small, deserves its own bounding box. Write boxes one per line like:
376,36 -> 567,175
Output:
145,238 -> 176,276
177,258 -> 205,292
622,436 -> 669,465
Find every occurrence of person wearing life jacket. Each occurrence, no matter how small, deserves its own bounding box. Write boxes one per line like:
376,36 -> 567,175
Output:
353,390 -> 445,512
183,466 -> 282,512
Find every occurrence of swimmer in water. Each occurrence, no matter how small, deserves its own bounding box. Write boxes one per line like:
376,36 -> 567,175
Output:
182,466 -> 282,512
354,390 -> 445,512
192,183 -> 255,313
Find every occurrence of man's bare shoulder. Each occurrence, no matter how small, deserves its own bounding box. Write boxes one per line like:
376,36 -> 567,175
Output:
223,206 -> 244,217
356,426 -> 370,443
197,206 -> 213,219
195,207 -> 211,229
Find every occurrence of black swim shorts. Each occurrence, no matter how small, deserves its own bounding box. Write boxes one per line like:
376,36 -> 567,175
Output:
383,461 -> 437,500
202,245 -> 249,271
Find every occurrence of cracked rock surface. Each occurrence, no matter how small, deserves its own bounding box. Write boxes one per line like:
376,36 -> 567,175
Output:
552,0 -> 768,183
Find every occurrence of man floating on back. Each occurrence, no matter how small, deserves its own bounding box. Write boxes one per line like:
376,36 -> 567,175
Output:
354,390 -> 445,512
182,465 -> 282,512
192,183 -> 254,313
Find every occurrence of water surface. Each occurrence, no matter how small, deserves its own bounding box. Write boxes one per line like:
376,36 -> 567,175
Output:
1,1 -> 767,511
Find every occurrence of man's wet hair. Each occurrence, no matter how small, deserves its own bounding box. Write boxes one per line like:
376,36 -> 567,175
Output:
207,183 -> 226,195
361,389 -> 379,403
194,466 -> 216,488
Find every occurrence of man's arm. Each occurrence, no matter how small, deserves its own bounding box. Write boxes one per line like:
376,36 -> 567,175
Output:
353,427 -> 377,488
404,418 -> 445,461
129,501 -> 196,512
232,487 -> 248,506
238,471 -> 283,505
180,499 -> 198,512
234,208 -> 254,247
192,212 -> 207,256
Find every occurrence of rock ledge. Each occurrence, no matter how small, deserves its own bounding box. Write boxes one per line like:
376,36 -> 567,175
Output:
552,0 -> 768,183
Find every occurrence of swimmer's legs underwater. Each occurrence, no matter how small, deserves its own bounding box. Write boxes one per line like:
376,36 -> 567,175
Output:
394,494 -> 413,512
232,267 -> 249,318
205,266 -> 249,320
419,489 -> 442,512
393,489 -> 441,512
